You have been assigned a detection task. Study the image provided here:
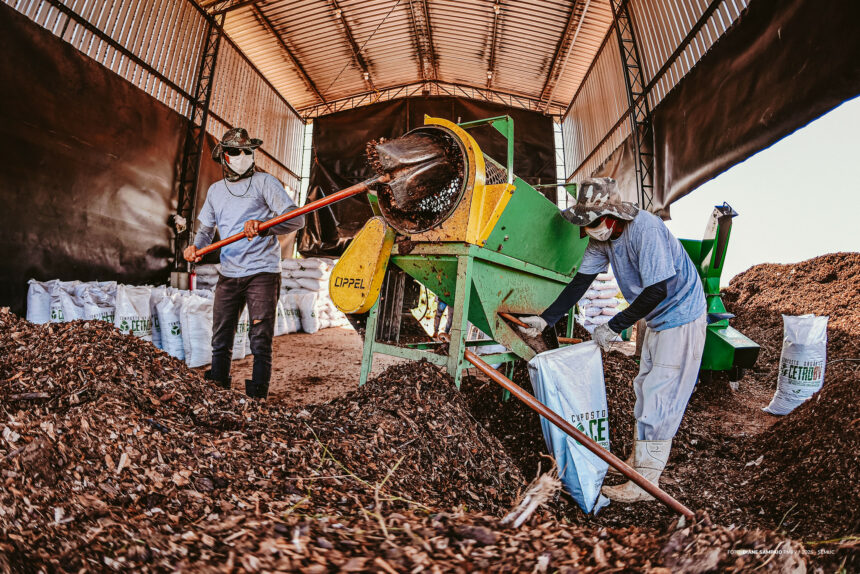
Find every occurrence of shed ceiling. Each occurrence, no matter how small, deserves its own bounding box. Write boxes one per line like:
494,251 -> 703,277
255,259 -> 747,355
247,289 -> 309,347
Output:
200,0 -> 613,117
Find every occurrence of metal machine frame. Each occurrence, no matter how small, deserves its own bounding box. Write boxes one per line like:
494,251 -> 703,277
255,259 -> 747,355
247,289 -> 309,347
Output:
347,116 -> 582,388
359,242 -> 578,388
680,203 -> 760,379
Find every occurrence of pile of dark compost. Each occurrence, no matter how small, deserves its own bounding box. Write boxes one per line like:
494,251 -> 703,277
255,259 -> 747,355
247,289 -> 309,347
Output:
0,308 -> 804,572
459,253 -> 859,569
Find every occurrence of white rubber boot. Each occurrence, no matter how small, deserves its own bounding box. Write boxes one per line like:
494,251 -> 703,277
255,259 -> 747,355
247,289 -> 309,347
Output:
601,439 -> 671,503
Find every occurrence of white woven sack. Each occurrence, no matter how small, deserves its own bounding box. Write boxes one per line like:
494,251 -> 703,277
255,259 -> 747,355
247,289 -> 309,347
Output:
114,285 -> 153,341
180,293 -> 214,368
156,293 -> 185,360
297,292 -> 320,333
528,342 -> 610,514
275,299 -> 288,336
49,280 -> 80,323
764,314 -> 829,416
149,287 -> 168,350
586,315 -> 612,326
283,294 -> 301,333
81,284 -> 115,323
593,281 -> 619,291
293,268 -> 329,279
299,258 -> 327,272
281,258 -> 301,270
584,306 -> 603,317
596,272 -> 614,281
282,278 -> 301,290
297,277 -> 327,291
26,279 -> 55,324
601,307 -> 621,317
590,298 -> 618,308
583,289 -> 601,300
232,306 -> 250,360
59,287 -> 85,322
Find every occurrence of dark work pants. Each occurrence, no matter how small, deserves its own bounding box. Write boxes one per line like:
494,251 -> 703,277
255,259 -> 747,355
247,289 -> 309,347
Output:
210,272 -> 280,386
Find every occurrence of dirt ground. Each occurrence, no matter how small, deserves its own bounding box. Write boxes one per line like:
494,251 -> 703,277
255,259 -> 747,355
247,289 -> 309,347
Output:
225,326 -> 405,405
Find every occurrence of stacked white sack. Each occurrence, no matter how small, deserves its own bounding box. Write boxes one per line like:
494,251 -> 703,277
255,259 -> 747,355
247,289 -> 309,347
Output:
193,264 -> 220,291
576,270 -> 623,336
25,278 -> 225,368
114,285 -> 154,342
28,279 -> 116,325
232,306 -> 250,360
279,258 -> 350,334
179,290 -> 214,368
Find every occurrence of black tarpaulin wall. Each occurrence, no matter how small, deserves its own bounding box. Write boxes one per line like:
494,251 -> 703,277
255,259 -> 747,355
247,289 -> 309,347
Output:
0,4 -> 223,314
592,0 -> 860,217
298,97 -> 557,256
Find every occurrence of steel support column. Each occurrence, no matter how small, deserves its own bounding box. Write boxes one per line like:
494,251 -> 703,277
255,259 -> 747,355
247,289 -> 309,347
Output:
609,0 -> 655,211
174,13 -> 225,271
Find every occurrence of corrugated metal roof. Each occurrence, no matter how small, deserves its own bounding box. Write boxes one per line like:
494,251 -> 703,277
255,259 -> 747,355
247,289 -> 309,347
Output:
216,0 -> 614,115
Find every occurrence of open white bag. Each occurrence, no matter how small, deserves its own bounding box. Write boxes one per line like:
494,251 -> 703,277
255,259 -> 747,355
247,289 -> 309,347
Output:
764,314 -> 828,415
528,342 -> 610,514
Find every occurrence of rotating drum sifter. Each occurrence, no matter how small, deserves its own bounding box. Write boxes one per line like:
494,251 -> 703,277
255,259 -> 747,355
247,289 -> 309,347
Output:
330,115 -> 590,387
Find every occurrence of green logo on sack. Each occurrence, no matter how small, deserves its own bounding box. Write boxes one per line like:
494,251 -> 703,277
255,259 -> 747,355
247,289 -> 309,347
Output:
119,319 -> 129,332
171,324 -> 181,336
571,409 -> 609,449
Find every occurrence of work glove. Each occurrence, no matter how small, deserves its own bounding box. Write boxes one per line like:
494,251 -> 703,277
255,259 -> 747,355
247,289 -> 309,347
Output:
518,316 -> 547,338
592,322 -> 618,351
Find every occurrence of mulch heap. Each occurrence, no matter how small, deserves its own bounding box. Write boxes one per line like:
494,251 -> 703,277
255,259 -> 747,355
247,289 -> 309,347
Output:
722,253 -> 860,543
0,309 -> 803,573
461,253 -> 859,570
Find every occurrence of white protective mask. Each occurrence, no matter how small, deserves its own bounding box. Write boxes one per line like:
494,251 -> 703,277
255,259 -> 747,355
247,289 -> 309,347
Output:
225,150 -> 254,176
585,219 -> 613,241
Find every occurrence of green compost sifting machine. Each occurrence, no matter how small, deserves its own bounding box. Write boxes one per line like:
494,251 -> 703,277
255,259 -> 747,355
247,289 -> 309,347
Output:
328,115 -> 758,386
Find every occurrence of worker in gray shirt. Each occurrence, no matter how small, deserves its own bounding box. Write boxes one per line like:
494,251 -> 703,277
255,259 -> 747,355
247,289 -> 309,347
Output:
520,178 -> 706,504
184,128 -> 305,399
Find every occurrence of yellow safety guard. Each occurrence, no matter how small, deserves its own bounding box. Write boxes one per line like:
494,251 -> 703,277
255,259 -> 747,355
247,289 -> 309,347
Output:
329,216 -> 395,314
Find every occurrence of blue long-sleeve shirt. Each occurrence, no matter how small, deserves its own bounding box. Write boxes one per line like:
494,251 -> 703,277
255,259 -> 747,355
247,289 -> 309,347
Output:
194,172 -> 305,277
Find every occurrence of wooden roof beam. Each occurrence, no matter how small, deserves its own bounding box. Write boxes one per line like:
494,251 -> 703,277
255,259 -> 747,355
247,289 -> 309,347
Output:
407,0 -> 438,82
329,0 -> 375,91
539,0 -> 592,112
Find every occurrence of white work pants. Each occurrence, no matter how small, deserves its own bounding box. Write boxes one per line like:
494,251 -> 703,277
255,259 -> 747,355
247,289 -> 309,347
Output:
633,313 -> 707,440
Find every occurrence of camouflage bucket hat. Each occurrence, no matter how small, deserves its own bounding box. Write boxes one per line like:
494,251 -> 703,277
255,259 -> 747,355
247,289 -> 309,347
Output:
211,128 -> 263,162
561,177 -> 639,226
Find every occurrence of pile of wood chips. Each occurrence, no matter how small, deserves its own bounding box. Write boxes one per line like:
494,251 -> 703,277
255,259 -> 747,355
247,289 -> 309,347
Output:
1,308 -> 802,572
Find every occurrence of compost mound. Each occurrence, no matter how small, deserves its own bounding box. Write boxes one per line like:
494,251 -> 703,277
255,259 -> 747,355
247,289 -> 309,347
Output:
722,252 -> 860,374
720,253 -> 860,539
0,309 -> 806,572
308,360 -> 526,513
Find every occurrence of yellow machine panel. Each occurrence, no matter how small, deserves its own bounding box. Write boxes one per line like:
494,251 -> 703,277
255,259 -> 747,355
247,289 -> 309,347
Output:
330,217 -> 395,314
411,116 -> 516,246
412,117 -> 485,244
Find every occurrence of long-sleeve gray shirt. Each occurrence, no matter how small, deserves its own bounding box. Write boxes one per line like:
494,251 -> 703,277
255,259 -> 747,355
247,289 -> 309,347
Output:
194,172 -> 305,277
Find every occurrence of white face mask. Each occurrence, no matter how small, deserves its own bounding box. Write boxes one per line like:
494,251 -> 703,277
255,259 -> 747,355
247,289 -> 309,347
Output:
585,219 -> 613,241
224,151 -> 254,176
